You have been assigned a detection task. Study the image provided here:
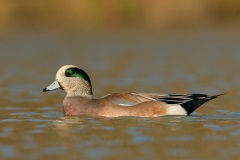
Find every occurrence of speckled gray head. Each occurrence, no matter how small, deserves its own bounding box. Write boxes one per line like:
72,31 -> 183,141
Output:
43,65 -> 92,97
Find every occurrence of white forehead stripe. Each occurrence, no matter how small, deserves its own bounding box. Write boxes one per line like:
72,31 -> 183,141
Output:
56,65 -> 78,80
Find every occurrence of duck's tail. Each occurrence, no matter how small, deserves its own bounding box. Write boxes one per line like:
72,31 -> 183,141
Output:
181,93 -> 225,115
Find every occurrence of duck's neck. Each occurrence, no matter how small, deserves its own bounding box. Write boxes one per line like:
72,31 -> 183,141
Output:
66,86 -> 93,97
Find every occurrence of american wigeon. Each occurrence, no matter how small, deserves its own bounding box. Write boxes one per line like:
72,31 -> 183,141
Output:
43,65 -> 222,117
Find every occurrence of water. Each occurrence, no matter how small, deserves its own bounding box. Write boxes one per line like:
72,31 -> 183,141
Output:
0,29 -> 240,159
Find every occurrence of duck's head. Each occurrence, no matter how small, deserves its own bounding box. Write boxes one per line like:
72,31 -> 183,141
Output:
43,65 -> 92,97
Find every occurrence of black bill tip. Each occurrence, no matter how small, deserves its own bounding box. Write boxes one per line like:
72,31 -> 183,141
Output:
43,88 -> 48,92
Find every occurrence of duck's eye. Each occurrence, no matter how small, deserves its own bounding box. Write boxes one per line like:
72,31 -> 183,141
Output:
65,72 -> 71,77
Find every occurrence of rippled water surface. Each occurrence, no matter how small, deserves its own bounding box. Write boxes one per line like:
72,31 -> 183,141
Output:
1,29 -> 240,159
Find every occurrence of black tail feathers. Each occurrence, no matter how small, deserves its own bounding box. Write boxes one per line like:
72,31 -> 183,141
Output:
181,93 -> 224,115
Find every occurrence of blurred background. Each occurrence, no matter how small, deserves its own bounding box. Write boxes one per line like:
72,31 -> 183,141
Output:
1,0 -> 240,32
1,1 -> 240,160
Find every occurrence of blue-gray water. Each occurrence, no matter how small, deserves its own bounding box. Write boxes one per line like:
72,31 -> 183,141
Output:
0,29 -> 240,159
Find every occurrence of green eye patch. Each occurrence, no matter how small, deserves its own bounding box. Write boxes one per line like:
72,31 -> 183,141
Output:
65,67 -> 91,84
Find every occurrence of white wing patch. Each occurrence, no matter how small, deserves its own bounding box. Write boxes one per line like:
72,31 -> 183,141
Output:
166,104 -> 187,115
118,104 -> 133,106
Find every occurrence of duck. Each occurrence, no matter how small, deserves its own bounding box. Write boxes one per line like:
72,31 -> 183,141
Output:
43,65 -> 223,117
